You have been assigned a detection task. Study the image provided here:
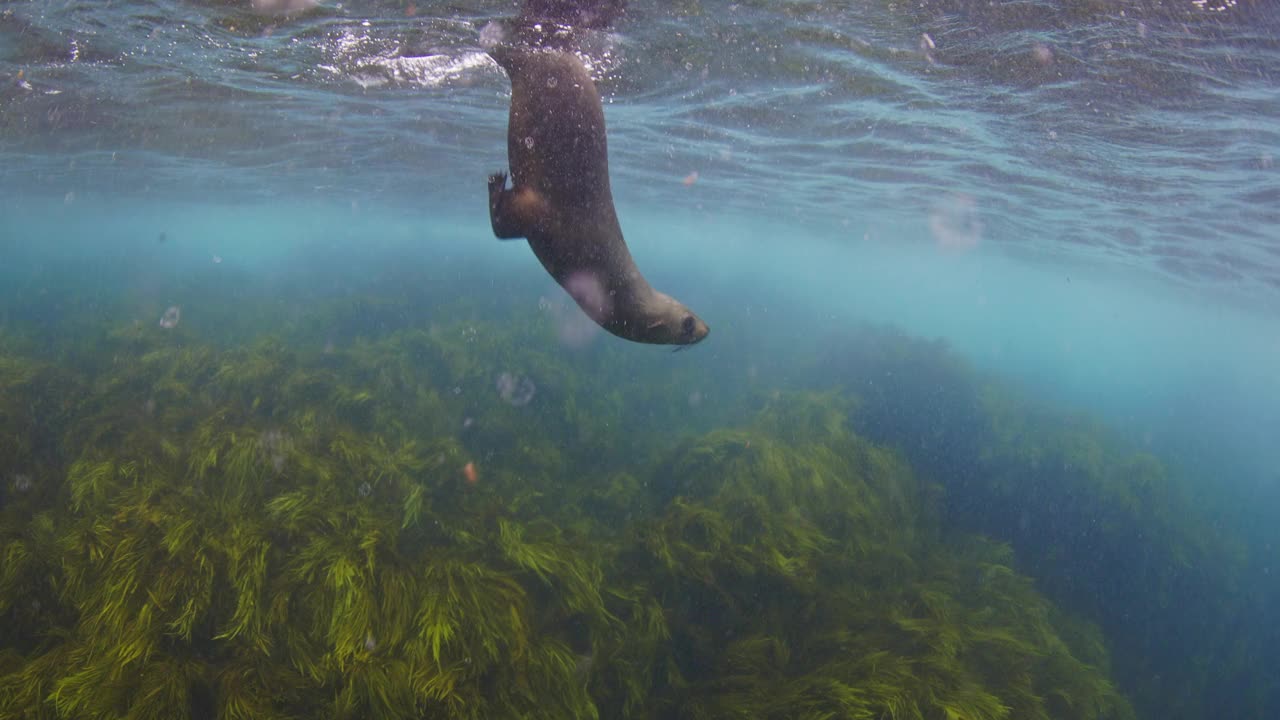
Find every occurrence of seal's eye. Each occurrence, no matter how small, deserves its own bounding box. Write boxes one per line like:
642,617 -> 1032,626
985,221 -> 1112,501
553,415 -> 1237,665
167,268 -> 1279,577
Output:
681,316 -> 696,336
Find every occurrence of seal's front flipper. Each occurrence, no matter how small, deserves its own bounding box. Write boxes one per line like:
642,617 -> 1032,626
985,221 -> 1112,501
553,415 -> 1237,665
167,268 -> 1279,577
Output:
488,171 -> 548,240
488,171 -> 527,239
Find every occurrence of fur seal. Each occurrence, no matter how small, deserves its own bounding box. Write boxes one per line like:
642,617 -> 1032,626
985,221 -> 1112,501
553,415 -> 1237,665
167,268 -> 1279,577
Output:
487,45 -> 709,346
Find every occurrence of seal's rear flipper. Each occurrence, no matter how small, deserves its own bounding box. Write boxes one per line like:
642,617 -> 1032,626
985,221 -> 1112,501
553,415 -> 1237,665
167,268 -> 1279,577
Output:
489,171 -> 549,240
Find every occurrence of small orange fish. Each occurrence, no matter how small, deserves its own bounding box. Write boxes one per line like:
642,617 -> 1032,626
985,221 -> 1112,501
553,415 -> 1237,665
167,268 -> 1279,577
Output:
682,171 -> 699,187
462,461 -> 478,485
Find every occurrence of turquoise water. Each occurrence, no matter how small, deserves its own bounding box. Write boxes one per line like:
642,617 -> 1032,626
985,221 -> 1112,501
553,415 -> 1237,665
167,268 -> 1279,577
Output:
2,1 -> 1279,718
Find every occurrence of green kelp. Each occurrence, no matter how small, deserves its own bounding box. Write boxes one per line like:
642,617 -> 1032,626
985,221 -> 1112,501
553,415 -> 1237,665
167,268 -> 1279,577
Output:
814,325 -> 1256,720
1,322 -> 1134,719
973,386 -> 1247,718
0,331 -> 619,720
0,352 -> 83,667
300,292 -> 744,485
618,392 -> 1134,720
813,325 -> 988,488
0,352 -> 81,498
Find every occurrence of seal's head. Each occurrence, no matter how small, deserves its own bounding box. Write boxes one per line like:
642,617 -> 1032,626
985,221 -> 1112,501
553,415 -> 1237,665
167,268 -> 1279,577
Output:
638,292 -> 710,346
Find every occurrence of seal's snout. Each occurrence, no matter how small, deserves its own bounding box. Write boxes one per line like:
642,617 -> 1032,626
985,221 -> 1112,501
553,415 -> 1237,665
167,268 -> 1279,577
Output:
671,316 -> 708,352
679,313 -> 710,345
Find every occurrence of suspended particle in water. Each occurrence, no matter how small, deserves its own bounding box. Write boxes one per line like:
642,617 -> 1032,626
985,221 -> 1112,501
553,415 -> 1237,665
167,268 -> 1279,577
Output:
159,305 -> 181,329
524,136 -> 535,149
682,171 -> 699,187
358,481 -> 372,498
1032,43 -> 1054,66
496,372 -> 536,406
157,231 -> 167,244
12,474 -> 33,493
212,255 -> 223,264
364,630 -> 377,652
546,75 -> 558,89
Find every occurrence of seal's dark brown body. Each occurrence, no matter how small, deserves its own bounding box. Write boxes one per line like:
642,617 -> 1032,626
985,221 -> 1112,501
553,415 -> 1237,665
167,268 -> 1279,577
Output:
488,46 -> 708,346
